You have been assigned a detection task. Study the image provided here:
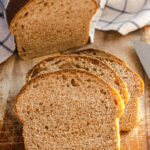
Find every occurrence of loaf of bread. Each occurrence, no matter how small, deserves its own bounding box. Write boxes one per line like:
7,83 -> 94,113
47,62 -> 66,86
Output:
26,55 -> 129,105
6,0 -> 98,59
15,69 -> 124,150
71,49 -> 144,131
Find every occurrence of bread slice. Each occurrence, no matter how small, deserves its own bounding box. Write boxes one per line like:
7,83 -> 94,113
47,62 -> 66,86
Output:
26,55 -> 128,105
6,0 -> 98,59
15,69 -> 124,150
71,49 -> 144,131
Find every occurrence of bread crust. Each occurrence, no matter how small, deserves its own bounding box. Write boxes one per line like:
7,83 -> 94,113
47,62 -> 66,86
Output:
71,48 -> 128,65
7,0 -> 98,27
8,0 -> 98,33
6,0 -> 29,25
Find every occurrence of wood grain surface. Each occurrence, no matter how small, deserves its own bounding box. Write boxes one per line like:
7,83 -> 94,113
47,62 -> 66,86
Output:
0,29 -> 149,150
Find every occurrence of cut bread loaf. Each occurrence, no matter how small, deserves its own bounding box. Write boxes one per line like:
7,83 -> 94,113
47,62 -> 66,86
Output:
26,55 -> 128,105
6,0 -> 98,59
15,69 -> 123,150
71,49 -> 144,131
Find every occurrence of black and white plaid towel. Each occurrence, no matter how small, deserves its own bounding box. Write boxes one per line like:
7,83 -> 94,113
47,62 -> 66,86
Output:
1,0 -> 150,63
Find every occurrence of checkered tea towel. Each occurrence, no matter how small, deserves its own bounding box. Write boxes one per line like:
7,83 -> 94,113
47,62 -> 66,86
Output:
0,0 -> 15,64
1,0 -> 150,64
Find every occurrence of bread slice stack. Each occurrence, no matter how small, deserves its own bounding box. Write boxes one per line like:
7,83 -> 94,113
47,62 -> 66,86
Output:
15,49 -> 144,150
71,49 -> 144,131
26,55 -> 128,105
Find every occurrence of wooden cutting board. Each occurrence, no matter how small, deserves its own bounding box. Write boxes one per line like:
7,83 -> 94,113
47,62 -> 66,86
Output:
0,29 -> 149,150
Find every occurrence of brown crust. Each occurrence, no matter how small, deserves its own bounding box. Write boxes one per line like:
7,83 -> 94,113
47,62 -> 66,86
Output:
72,48 -> 144,97
26,55 -> 129,104
115,118 -> 120,150
14,69 -> 124,124
71,48 -> 128,65
9,0 -> 98,32
6,0 -> 29,25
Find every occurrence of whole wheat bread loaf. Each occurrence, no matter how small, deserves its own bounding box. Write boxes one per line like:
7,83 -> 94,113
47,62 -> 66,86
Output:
26,55 -> 128,105
6,0 -> 98,59
71,49 -> 144,131
15,69 -> 123,150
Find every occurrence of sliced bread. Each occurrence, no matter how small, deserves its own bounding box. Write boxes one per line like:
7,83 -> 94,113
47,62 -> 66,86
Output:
15,69 -> 124,150
71,49 -> 144,131
26,55 -> 128,105
6,0 -> 98,59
